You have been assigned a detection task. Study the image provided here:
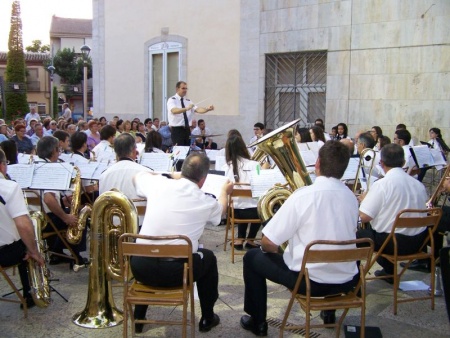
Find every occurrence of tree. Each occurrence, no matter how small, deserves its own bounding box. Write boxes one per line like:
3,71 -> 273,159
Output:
45,48 -> 92,85
25,39 -> 50,53
5,1 -> 29,121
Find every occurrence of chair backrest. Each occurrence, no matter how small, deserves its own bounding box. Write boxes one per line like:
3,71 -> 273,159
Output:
230,183 -> 253,199
301,239 -> 374,269
392,208 -> 442,231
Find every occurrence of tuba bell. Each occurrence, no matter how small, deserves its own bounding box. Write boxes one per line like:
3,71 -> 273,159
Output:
249,119 -> 312,223
28,211 -> 51,308
72,189 -> 138,328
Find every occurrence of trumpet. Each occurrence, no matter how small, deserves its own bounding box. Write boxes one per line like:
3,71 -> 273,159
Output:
427,165 -> 450,208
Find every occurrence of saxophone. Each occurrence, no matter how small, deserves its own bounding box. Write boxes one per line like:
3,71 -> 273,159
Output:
28,211 -> 51,308
66,166 -> 88,245
427,165 -> 450,208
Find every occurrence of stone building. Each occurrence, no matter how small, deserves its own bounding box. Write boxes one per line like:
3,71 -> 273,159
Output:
92,0 -> 450,146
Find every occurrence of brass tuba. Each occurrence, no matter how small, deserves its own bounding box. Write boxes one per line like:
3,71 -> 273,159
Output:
73,189 -> 138,328
249,119 -> 312,223
28,211 -> 51,308
66,166 -> 88,245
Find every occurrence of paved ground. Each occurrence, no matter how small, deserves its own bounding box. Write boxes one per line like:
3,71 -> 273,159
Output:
0,222 -> 449,337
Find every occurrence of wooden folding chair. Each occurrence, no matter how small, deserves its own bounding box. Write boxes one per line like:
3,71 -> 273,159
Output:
0,265 -> 28,318
223,183 -> 262,263
119,233 -> 195,338
280,238 -> 374,338
367,208 -> 442,314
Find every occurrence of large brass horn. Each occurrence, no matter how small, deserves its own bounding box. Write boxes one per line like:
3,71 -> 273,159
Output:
66,166 -> 89,245
72,190 -> 138,328
28,211 -> 51,308
249,119 -> 312,222
427,165 -> 450,208
352,148 -> 377,194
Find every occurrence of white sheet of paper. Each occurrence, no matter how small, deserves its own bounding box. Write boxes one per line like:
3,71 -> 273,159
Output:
205,149 -> 219,162
297,143 -> 309,151
136,142 -> 145,156
172,146 -> 190,160
201,174 -> 229,199
342,157 -> 359,181
91,162 -> 111,180
17,153 -> 33,164
410,145 -> 433,168
399,280 -> 430,291
76,162 -> 100,179
250,169 -> 287,198
215,155 -> 226,170
7,164 -> 34,188
140,153 -> 171,171
306,142 -> 319,154
300,150 -> 317,166
430,149 -> 447,167
30,162 -> 74,190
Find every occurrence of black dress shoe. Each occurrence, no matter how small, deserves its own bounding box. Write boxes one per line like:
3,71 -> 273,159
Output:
240,315 -> 268,336
199,313 -> 220,332
49,254 -> 71,265
245,242 -> 261,250
232,242 -> 244,251
20,297 -> 35,310
400,259 -> 430,272
320,310 -> 336,325
135,323 -> 144,333
374,269 -> 394,284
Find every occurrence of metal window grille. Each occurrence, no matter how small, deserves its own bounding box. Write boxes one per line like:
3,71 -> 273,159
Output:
265,51 -> 327,130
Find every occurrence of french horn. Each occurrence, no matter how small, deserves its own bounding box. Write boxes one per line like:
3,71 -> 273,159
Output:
72,189 -> 138,328
28,211 -> 51,308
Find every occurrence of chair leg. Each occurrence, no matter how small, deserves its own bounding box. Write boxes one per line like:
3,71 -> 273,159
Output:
393,262 -> 398,315
361,302 -> 365,338
279,293 -> 296,338
123,300 -> 127,338
182,295 -> 187,338
231,222 -> 235,263
190,291 -> 195,338
430,255 -> 435,311
223,219 -> 230,251
0,267 -> 28,318
336,308 -> 349,338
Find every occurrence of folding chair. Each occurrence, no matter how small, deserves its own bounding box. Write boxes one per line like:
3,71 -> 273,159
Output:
119,233 -> 195,338
280,238 -> 374,338
367,208 -> 442,315
0,265 -> 28,318
223,183 -> 262,263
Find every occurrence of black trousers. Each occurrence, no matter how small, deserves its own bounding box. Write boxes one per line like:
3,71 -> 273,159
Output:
435,205 -> 450,259
243,249 -> 359,324
234,208 -> 261,240
44,213 -> 86,255
171,126 -> 191,146
0,240 -> 31,298
357,228 -> 428,274
131,248 -> 219,321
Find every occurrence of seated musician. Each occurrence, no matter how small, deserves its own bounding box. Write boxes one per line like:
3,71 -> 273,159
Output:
222,134 -> 261,250
92,125 -> 116,162
191,119 -> 218,150
0,149 -> 44,309
393,129 -> 416,173
131,153 -> 233,333
357,143 -> 428,282
53,130 -> 71,154
240,141 -> 360,336
36,136 -> 86,265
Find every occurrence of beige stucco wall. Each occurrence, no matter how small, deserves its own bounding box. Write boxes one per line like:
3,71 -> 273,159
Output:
94,0 -> 240,144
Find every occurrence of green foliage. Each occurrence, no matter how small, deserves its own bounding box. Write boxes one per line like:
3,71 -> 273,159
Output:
44,48 -> 92,85
5,1 -> 28,120
25,39 -> 50,53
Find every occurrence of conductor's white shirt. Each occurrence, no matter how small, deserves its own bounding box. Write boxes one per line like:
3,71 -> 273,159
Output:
263,176 -> 359,284
167,94 -> 197,127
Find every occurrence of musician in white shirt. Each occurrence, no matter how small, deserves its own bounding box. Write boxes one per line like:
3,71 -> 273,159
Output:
92,125 -> 116,162
191,119 -> 217,149
240,141 -> 359,335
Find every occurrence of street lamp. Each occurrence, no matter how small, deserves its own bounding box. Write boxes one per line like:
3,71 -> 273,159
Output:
47,65 -> 55,118
80,44 -> 91,121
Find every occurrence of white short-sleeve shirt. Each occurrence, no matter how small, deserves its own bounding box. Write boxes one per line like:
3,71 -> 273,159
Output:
263,176 -> 359,284
359,167 -> 427,235
167,94 -> 197,127
134,172 -> 222,252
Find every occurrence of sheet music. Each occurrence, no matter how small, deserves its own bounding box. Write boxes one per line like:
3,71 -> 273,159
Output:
297,143 -> 309,151
430,149 -> 447,167
59,153 -> 74,163
201,174 -> 229,199
17,153 -> 32,164
140,153 -> 171,171
76,162 -> 100,179
30,163 -> 74,190
306,142 -> 319,154
300,150 -> 317,166
410,145 -> 433,168
91,162 -> 110,180
136,142 -> 145,156
7,164 -> 34,188
205,149 -> 219,162
250,169 -> 287,198
215,155 -> 226,170
172,146 -> 190,160
342,157 -> 359,181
